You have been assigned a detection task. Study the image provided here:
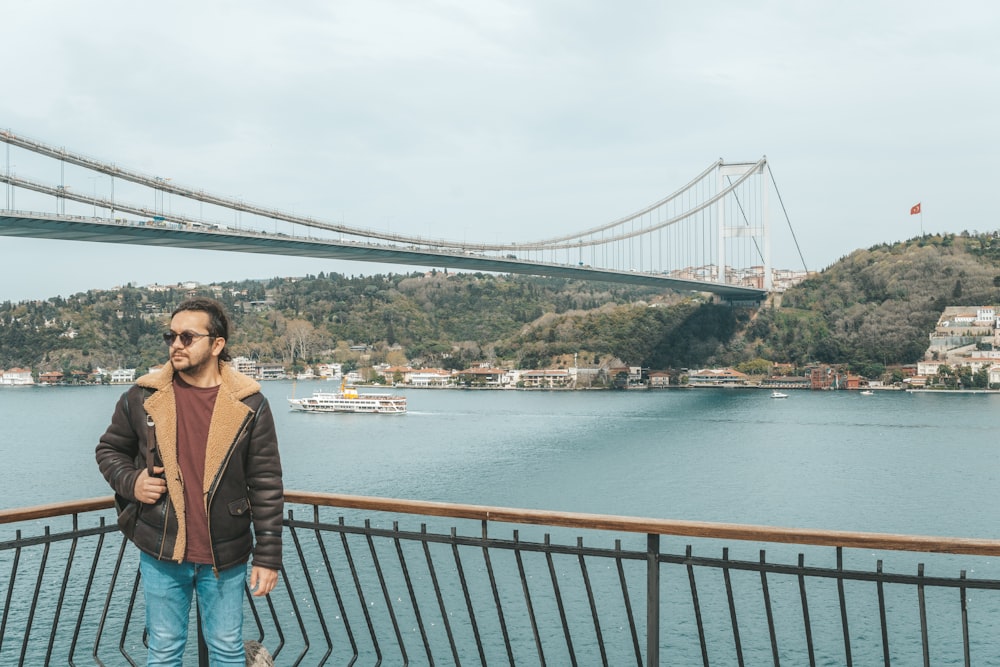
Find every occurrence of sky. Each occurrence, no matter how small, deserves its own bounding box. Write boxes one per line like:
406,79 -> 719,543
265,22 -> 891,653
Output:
2,0 -> 998,302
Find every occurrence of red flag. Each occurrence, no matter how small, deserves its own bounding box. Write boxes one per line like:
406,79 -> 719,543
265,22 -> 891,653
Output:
910,203 -> 921,215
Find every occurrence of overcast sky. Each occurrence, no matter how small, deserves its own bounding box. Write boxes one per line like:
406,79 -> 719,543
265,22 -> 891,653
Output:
2,1 -> 998,302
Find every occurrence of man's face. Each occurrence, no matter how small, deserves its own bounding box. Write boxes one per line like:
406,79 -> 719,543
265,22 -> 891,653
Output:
167,310 -> 222,375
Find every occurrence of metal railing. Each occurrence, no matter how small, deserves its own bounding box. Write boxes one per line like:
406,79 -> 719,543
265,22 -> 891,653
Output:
3,492 -> 1000,665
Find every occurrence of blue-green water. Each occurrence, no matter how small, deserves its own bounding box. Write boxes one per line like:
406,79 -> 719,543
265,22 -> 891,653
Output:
3,383 -> 1000,665
3,382 -> 998,539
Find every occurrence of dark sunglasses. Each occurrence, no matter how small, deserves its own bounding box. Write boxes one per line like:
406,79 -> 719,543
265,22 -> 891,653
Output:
162,331 -> 214,347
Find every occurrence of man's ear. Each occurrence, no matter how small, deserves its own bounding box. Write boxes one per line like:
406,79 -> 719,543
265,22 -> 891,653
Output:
212,337 -> 227,357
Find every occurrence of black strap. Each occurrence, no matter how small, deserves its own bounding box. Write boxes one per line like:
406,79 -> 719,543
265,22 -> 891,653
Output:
145,415 -> 156,476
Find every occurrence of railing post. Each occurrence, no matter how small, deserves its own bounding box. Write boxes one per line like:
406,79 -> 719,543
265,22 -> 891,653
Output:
646,533 -> 660,666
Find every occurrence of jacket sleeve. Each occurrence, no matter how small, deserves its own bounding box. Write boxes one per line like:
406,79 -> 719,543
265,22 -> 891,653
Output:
246,397 -> 284,570
95,389 -> 143,502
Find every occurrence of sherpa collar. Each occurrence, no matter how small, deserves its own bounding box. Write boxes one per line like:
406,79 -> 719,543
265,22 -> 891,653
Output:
138,361 -> 262,562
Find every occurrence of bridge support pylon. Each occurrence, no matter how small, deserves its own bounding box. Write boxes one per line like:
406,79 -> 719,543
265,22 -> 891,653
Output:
717,158 -> 771,292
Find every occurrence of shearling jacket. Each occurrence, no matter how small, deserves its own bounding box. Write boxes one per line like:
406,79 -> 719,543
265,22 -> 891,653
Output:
96,362 -> 283,572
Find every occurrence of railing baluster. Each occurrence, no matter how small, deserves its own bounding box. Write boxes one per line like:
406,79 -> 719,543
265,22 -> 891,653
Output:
876,559 -> 889,667
260,588 -> 285,661
798,553 -> 816,667
1,530 -> 22,658
421,525 -> 460,665
545,533 -> 576,666
918,562 -> 929,667
20,526 -> 50,665
685,544 -> 709,667
614,539 -> 642,667
93,535 -> 130,664
365,521 -> 407,665
282,517 -> 316,665
836,547 -> 852,666
315,509 -> 356,663
481,520 -> 513,666
577,536 -> 608,665
513,530 -> 545,665
45,516 -> 79,664
451,526 -> 487,665
117,567 -> 141,665
759,549 -> 779,667
341,517 -> 381,664
393,521 -> 432,664
723,547 -> 745,667
288,509 -> 332,665
960,569 -> 969,667
647,534 -> 660,667
69,522 -> 107,667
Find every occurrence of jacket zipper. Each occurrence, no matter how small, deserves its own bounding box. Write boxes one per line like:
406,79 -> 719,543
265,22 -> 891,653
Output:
205,410 -> 255,576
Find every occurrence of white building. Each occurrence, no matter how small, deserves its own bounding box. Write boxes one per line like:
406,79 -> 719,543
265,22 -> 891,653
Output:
258,363 -> 286,380
232,356 -> 259,378
0,368 -> 34,385
917,361 -> 943,376
110,368 -> 136,384
409,369 -> 455,387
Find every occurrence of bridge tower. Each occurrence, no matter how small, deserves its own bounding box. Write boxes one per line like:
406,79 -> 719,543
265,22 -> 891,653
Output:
717,159 -> 771,291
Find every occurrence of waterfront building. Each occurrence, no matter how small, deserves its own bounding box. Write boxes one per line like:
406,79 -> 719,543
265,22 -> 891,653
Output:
809,366 -> 846,390
760,375 -> 812,390
408,369 -> 455,387
0,368 -> 34,385
455,366 -> 510,388
382,365 -> 418,383
110,368 -> 136,384
231,355 -> 259,378
315,362 -> 342,378
258,363 -> 287,380
38,371 -> 64,384
519,369 -> 572,389
687,368 -> 749,386
648,371 -> 671,388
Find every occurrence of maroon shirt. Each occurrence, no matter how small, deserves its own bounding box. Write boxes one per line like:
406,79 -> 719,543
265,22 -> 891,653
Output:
173,375 -> 220,564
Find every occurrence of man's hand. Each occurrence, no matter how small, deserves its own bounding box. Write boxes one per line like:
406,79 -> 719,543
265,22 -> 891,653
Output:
133,466 -> 167,504
250,566 -> 279,597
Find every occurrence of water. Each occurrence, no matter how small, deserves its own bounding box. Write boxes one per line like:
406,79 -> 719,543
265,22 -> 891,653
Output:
4,383 -> 1000,664
4,382 -> 998,539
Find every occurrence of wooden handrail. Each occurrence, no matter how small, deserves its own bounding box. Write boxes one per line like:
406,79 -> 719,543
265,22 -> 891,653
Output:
5,492 -> 1000,557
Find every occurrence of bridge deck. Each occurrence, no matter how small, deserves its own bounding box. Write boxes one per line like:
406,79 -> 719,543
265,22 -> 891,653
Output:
0,212 -> 767,300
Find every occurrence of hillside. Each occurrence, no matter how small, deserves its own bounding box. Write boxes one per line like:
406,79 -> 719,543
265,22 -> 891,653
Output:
2,232 -> 999,378
743,233 -> 1000,376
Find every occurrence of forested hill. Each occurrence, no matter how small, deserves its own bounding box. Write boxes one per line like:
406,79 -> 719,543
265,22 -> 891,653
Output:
2,232 -> 999,378
748,232 -> 1000,376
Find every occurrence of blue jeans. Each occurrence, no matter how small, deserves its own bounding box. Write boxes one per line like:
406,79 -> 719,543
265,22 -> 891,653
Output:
139,552 -> 246,666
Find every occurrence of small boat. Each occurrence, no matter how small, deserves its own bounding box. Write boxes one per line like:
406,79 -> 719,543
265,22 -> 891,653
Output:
770,391 -> 789,399
288,382 -> 407,414
860,390 -> 874,396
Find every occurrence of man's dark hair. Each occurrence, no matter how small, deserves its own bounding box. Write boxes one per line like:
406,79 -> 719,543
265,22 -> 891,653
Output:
171,297 -> 233,362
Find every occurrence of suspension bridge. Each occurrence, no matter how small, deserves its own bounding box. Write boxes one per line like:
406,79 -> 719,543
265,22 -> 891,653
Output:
0,130 -> 804,301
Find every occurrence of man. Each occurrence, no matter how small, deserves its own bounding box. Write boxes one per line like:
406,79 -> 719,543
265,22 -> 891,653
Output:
96,297 -> 283,666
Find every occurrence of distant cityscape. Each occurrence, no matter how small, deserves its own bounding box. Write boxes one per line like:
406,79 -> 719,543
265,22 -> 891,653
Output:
3,303 -> 999,391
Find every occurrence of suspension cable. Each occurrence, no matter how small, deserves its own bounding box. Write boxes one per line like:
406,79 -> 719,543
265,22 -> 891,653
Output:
766,163 -> 808,273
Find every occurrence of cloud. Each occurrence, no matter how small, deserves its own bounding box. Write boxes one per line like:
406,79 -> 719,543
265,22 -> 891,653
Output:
2,0 -> 999,300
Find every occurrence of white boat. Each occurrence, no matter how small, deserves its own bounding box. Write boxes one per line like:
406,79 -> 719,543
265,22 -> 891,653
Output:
287,383 -> 407,414
770,391 -> 789,399
860,390 -> 874,396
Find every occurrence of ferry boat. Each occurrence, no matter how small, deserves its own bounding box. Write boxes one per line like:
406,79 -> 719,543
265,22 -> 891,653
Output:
287,383 -> 407,414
